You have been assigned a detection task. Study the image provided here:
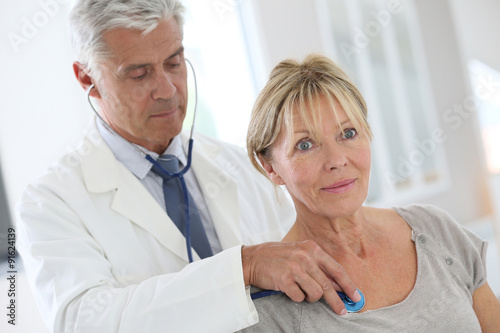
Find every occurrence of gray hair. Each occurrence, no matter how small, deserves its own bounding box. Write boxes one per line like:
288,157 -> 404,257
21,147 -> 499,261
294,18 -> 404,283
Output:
69,0 -> 185,81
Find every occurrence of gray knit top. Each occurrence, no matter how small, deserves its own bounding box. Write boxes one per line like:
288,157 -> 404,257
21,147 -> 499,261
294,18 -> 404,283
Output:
240,204 -> 487,332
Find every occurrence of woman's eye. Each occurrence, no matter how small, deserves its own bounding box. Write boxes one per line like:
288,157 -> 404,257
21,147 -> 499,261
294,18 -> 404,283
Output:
297,140 -> 313,151
342,128 -> 357,139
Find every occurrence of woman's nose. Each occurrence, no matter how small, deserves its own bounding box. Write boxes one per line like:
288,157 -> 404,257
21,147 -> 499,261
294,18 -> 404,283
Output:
322,142 -> 348,172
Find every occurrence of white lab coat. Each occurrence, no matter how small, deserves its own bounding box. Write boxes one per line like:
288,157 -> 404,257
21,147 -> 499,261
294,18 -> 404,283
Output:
16,120 -> 295,333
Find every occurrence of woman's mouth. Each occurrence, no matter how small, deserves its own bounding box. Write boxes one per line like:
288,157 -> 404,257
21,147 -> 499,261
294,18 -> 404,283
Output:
322,178 -> 356,194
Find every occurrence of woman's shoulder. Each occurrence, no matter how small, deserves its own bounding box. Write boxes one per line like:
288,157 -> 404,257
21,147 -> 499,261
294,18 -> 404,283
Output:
393,204 -> 486,273
392,204 -> 461,235
391,204 -> 486,249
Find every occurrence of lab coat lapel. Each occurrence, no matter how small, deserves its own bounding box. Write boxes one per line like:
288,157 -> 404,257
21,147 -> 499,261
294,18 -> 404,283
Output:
110,171 -> 194,262
186,134 -> 243,249
81,124 -> 192,263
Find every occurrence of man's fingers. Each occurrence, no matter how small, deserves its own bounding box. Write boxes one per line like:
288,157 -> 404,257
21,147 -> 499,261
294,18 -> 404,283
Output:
281,284 -> 306,303
299,240 -> 361,313
296,260 -> 350,315
322,287 -> 349,316
288,269 -> 324,303
302,263 -> 337,302
242,240 -> 360,315
317,251 -> 361,303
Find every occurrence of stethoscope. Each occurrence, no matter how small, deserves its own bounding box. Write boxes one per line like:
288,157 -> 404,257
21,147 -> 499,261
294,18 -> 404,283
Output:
250,289 -> 365,312
86,59 -> 366,311
86,58 -> 198,263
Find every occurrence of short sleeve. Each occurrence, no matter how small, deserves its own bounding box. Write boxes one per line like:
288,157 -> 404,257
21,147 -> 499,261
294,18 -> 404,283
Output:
395,204 -> 488,290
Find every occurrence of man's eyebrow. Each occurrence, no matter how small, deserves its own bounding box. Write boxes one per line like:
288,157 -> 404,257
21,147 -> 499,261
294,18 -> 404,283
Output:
168,46 -> 184,60
120,63 -> 149,75
119,47 -> 185,74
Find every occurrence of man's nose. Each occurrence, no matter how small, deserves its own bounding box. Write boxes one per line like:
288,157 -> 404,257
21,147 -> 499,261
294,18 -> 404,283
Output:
152,72 -> 176,100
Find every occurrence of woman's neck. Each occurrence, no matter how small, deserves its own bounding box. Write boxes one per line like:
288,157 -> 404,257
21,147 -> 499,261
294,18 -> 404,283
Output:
283,206 -> 384,259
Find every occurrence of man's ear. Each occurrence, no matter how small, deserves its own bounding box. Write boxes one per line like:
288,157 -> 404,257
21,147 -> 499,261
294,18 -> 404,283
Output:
258,154 -> 285,186
73,62 -> 101,98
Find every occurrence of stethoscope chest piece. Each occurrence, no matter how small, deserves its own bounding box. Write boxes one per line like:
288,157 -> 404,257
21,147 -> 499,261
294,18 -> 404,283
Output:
338,289 -> 365,313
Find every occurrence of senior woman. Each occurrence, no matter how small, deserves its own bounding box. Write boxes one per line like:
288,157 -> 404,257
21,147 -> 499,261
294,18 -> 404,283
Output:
240,54 -> 500,332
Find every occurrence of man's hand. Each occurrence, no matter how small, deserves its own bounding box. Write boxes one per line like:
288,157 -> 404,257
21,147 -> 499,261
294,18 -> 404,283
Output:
242,240 -> 360,316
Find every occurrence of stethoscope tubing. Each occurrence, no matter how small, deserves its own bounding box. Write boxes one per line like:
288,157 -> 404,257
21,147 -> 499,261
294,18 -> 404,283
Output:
86,59 -> 199,263
251,289 -> 365,313
145,139 -> 195,263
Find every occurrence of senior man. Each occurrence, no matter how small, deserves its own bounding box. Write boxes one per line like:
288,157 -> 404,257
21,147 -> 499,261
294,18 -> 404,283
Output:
16,1 -> 358,332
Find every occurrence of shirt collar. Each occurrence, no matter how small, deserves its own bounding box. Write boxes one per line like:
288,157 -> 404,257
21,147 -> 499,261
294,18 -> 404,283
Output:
96,119 -> 187,179
162,135 -> 187,167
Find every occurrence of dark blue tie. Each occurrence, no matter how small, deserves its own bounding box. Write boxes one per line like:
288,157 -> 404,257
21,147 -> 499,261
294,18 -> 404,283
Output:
151,155 -> 213,259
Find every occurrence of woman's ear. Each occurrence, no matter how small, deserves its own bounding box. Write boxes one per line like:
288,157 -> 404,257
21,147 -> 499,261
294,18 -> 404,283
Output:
73,62 -> 101,98
258,154 -> 285,185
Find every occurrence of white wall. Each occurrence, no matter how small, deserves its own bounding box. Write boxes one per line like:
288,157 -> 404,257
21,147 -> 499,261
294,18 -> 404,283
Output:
449,0 -> 500,72
411,0 -> 491,221
1,2 -> 87,332
0,0 -> 90,213
246,0 -> 324,77
448,0 -> 500,294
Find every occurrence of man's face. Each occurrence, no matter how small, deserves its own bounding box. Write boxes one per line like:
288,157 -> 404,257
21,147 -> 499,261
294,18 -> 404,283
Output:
95,18 -> 187,154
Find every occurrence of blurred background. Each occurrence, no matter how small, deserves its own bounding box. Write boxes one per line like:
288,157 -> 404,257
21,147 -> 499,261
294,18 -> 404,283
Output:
1,0 -> 499,331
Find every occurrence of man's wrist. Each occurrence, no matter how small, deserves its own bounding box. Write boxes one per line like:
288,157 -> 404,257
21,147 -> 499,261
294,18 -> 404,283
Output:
241,244 -> 255,286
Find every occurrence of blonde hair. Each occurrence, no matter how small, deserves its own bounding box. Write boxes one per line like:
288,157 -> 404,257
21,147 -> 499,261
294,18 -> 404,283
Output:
247,54 -> 372,178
